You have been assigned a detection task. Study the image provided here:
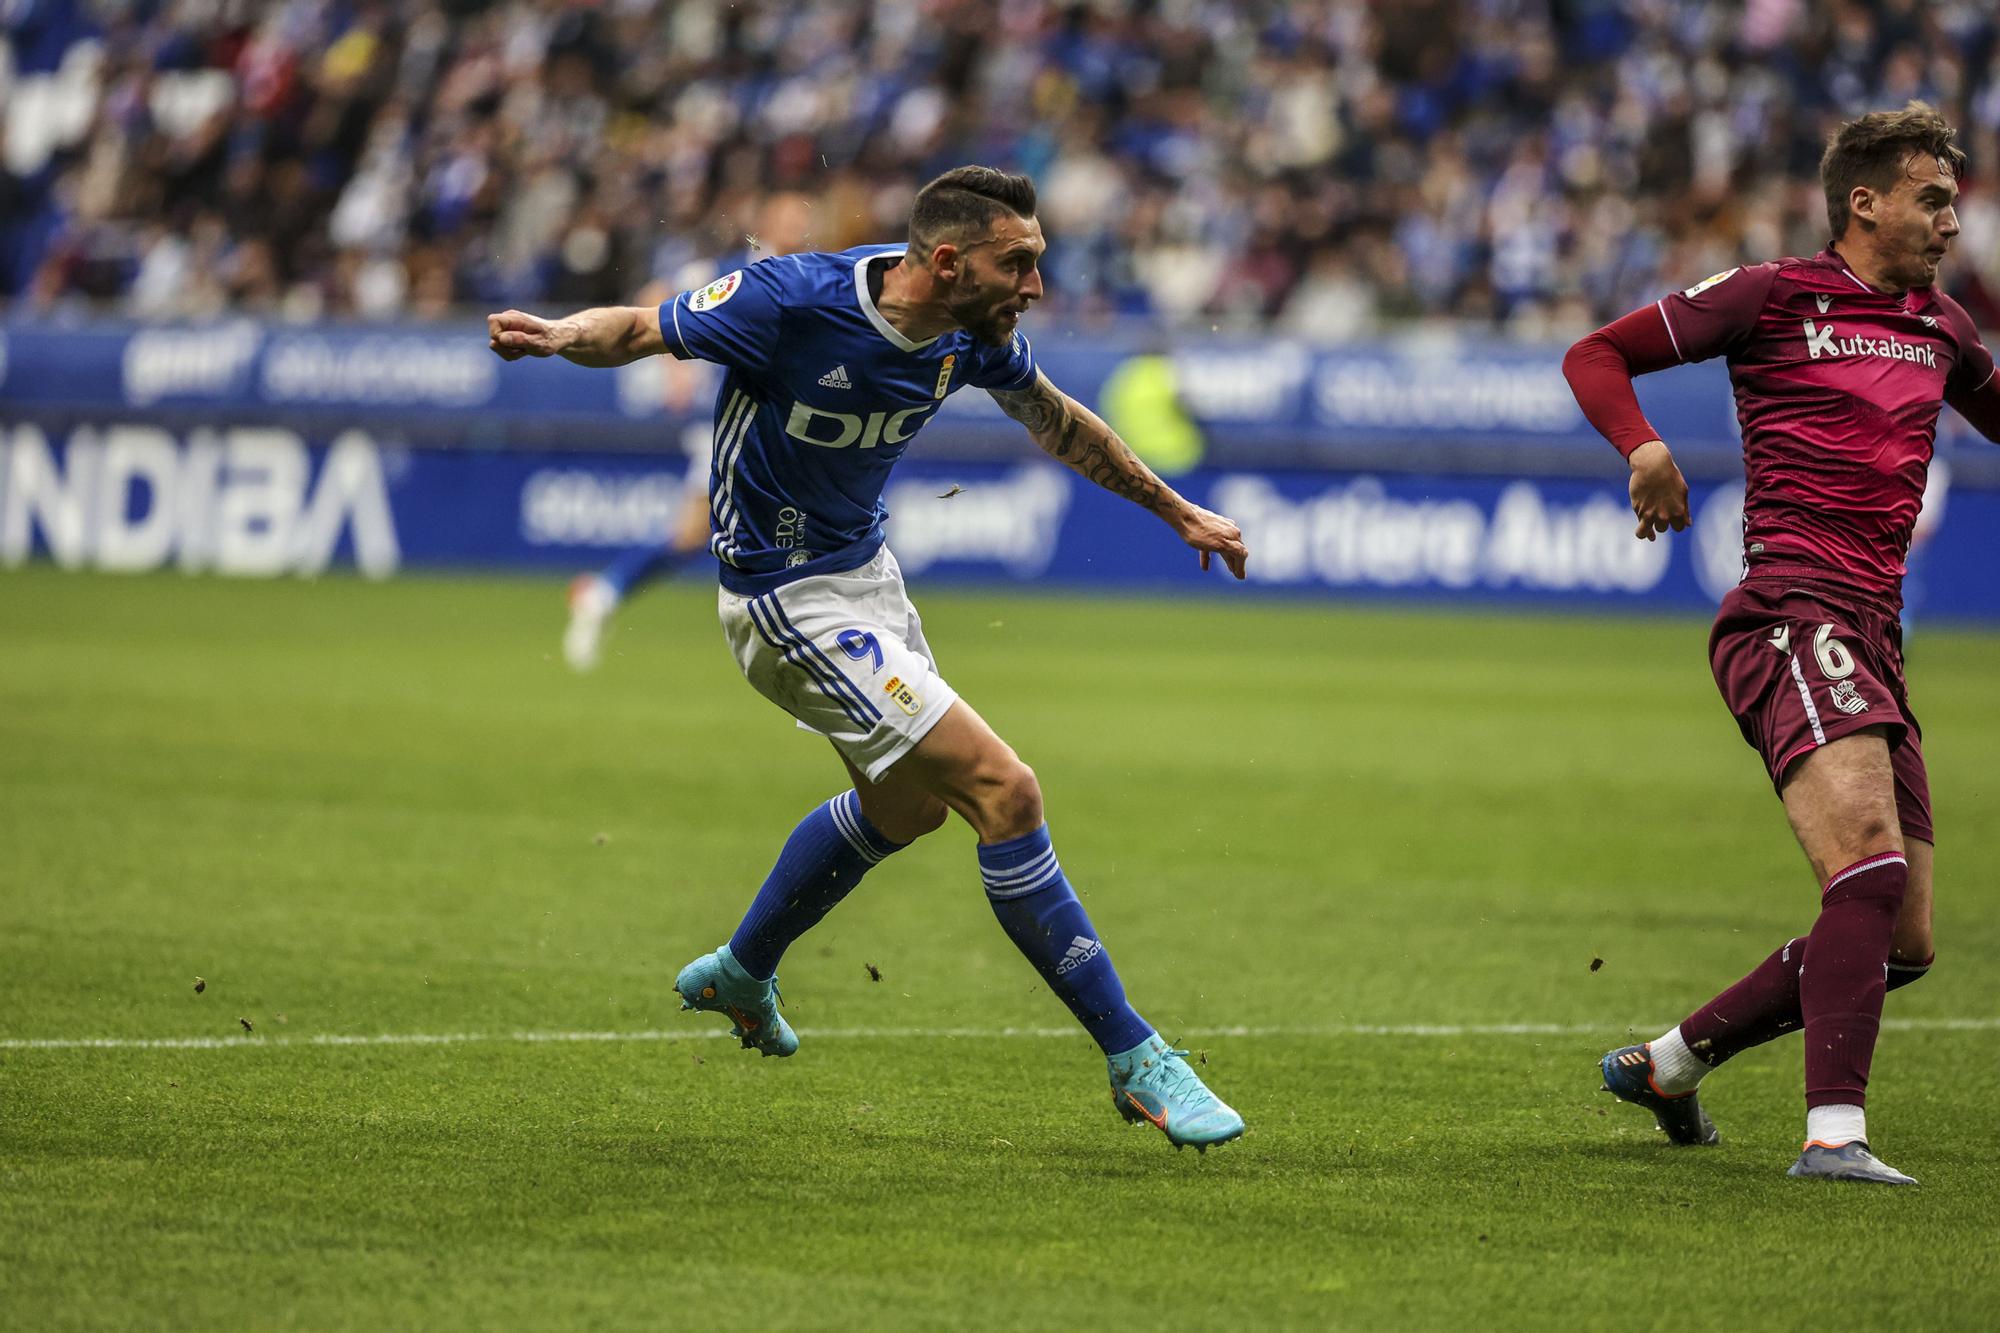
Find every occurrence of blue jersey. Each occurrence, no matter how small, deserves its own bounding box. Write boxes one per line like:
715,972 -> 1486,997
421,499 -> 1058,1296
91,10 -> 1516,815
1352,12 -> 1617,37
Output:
661,244 -> 1037,594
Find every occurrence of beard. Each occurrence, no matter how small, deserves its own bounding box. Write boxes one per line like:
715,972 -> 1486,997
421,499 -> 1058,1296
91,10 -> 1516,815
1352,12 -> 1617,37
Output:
945,275 -> 1019,346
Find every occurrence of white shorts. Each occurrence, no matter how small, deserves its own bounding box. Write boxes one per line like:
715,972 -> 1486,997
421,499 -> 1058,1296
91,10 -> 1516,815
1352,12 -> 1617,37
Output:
718,546 -> 958,782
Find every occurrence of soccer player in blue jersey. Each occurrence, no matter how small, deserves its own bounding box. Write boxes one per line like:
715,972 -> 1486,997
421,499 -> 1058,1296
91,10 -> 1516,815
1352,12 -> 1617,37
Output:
489,166 -> 1250,1150
563,193 -> 817,671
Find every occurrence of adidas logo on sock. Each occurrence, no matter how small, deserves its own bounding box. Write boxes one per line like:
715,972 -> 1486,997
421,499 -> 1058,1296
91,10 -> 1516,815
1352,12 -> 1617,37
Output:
817,365 -> 851,389
1055,935 -> 1101,976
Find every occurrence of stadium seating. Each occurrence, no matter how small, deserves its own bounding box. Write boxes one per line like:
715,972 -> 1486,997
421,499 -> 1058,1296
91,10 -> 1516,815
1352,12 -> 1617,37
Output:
4,0 -> 1997,330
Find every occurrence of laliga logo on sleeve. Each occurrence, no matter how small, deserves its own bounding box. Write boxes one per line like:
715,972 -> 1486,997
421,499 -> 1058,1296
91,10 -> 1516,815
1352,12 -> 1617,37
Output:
1683,268 -> 1739,298
690,271 -> 742,312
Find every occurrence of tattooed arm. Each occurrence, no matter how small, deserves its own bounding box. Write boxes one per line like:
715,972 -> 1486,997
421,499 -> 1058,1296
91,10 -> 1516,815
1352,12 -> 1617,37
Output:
990,370 -> 1248,578
488,306 -> 665,367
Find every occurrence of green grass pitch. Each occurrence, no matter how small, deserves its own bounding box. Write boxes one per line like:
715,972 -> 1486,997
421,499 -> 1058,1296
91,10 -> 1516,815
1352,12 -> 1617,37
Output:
3,567 -> 1996,1329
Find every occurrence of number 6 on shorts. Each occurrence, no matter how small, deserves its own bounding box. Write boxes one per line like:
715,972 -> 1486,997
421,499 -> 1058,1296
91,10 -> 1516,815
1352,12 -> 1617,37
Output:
1813,624 -> 1855,680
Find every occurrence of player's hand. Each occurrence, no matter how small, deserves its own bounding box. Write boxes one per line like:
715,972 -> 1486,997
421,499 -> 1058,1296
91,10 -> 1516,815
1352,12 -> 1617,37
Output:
1175,503 -> 1249,579
487,310 -> 570,361
1627,439 -> 1690,541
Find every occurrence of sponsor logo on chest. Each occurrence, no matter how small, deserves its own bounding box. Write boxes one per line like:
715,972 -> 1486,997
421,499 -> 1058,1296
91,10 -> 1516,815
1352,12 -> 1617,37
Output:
784,401 -> 941,449
1800,318 -> 1936,368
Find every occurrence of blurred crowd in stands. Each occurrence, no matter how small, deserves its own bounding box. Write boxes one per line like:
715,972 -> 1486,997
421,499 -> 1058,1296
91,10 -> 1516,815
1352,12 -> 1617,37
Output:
5,0 -> 1998,336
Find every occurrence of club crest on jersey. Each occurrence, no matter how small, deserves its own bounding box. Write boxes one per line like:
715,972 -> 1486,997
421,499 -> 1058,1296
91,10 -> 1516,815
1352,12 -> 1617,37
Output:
933,353 -> 956,399
1683,268 -> 1739,298
881,674 -> 922,716
690,270 -> 742,311
1829,680 -> 1869,715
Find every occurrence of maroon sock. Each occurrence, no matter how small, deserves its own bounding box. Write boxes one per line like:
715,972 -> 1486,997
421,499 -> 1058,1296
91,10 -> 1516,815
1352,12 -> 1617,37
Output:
1800,852 -> 1908,1109
1678,936 -> 1808,1066
1887,955 -> 1934,991
1679,938 -> 1932,1069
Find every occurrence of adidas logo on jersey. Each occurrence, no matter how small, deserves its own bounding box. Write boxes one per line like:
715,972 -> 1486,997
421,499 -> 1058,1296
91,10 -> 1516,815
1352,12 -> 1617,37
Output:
1055,935 -> 1102,976
817,365 -> 852,389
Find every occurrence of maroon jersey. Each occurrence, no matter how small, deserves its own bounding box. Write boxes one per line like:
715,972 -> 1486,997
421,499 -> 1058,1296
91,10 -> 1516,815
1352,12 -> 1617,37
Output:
1656,249 -> 1995,600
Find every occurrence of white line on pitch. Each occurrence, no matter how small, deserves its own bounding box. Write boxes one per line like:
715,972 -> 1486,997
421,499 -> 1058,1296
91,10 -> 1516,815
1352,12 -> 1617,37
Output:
2,1017 -> 1994,1053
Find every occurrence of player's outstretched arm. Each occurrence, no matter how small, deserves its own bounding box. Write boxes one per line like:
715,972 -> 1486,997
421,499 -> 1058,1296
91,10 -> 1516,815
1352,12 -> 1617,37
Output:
992,371 -> 1248,578
487,306 -> 666,367
1564,308 -> 1691,540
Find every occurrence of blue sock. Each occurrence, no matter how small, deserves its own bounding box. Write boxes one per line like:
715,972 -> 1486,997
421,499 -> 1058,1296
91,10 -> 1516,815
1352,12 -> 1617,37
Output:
978,825 -> 1154,1055
727,791 -> 905,980
601,546 -> 683,599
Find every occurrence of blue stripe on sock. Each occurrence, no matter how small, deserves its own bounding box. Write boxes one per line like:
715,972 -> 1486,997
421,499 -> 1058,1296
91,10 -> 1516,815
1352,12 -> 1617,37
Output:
826,793 -> 880,862
981,847 -> 1063,898
855,792 -> 906,859
977,825 -> 1056,892
978,824 -> 1153,1055
827,790 -> 905,863
728,795 -> 899,980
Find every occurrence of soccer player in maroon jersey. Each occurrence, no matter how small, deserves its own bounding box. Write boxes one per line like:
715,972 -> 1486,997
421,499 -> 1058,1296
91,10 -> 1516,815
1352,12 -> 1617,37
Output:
1562,103 -> 2000,1185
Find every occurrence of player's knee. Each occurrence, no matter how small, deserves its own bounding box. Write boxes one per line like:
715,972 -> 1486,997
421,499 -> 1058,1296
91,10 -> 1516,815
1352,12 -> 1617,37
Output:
983,759 -> 1044,840
1889,917 -> 1933,972
1820,848 -> 1908,911
858,792 -> 948,845
1821,813 -> 1900,879
1886,951 -> 1933,992
904,797 -> 950,841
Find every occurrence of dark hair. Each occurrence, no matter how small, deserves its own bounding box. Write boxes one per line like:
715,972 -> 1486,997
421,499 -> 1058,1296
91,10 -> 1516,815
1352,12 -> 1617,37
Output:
1822,101 -> 1966,239
908,166 -> 1037,258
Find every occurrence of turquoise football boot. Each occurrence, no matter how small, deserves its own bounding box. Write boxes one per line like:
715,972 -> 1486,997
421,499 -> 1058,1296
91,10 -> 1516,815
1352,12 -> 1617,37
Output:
1108,1034 -> 1245,1152
673,944 -> 798,1057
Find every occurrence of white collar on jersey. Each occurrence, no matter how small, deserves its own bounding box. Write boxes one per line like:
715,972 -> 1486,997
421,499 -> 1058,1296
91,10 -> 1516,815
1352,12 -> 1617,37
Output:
853,246 -> 940,352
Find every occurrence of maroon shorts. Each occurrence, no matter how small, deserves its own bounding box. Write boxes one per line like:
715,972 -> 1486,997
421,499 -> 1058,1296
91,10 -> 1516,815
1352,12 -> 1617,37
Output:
1708,574 -> 1932,843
